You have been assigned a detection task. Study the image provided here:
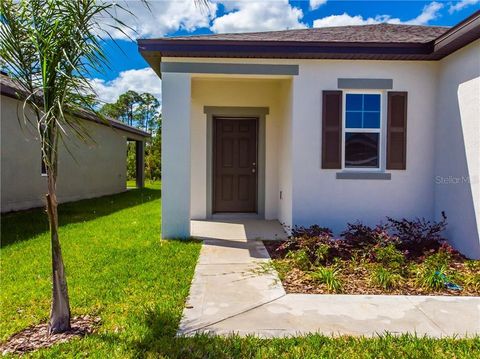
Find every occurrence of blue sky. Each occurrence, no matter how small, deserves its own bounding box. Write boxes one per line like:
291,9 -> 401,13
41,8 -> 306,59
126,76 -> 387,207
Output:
90,0 -> 479,103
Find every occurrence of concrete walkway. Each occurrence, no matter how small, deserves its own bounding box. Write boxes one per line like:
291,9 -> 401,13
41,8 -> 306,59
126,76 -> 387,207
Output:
178,220 -> 480,338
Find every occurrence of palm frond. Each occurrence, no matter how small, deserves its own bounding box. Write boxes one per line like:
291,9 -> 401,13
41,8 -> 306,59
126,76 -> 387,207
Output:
0,0 -> 152,170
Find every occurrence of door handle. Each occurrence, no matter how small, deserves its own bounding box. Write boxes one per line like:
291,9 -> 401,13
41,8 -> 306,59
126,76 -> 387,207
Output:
252,168 -> 256,173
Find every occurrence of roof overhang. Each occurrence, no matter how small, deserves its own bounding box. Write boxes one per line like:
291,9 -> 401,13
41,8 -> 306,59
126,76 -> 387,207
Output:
138,41 -> 435,77
432,10 -> 480,58
138,10 -> 480,78
1,84 -> 151,139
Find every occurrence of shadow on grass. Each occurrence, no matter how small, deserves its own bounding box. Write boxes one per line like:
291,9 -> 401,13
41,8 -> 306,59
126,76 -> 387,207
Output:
1,187 -> 161,248
127,308 -> 239,358
113,308 -> 480,359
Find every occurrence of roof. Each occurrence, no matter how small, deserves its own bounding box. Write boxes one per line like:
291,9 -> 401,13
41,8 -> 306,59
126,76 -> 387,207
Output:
138,10 -> 480,71
0,73 -> 150,139
165,23 -> 448,43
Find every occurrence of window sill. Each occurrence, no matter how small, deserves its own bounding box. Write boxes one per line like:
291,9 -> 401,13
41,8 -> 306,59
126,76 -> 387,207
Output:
336,171 -> 391,180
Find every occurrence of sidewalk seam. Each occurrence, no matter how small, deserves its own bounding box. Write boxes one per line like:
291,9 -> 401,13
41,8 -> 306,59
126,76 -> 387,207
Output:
405,297 -> 447,335
180,293 -> 286,335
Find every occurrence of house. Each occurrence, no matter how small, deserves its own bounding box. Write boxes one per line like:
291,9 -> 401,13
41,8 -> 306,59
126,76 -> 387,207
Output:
138,11 -> 480,259
0,73 -> 150,212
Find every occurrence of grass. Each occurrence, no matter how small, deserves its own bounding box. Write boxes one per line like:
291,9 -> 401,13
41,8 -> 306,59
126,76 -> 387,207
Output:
126,179 -> 136,188
1,183 -> 479,358
1,182 -> 201,357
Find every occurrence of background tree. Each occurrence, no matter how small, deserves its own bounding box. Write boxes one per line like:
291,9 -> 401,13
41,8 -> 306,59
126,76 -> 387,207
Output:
138,93 -> 160,132
100,90 -> 160,132
0,0 -> 137,334
100,91 -> 161,182
118,90 -> 142,126
145,127 -> 161,181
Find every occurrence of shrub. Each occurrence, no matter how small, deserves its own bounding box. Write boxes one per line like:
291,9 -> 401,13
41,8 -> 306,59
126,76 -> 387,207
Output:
464,261 -> 480,291
464,273 -> 480,291
314,243 -> 330,265
465,260 -> 480,272
387,212 -> 448,256
285,249 -> 311,271
311,266 -> 343,293
291,224 -> 333,238
371,266 -> 402,290
279,225 -> 333,264
373,244 -> 405,272
341,222 -> 398,249
423,250 -> 452,269
417,251 -> 452,290
417,265 -> 448,290
269,260 -> 293,281
341,223 -> 380,246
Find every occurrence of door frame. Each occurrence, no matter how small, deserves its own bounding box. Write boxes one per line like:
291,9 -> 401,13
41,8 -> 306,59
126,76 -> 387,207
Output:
204,106 -> 269,219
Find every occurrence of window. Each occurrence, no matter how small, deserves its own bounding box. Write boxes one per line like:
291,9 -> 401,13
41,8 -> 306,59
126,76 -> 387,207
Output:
344,93 -> 381,169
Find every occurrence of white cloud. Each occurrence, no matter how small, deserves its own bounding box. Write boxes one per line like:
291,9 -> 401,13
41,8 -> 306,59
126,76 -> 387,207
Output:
97,0 -> 217,40
310,0 -> 327,11
406,2 -> 444,25
210,0 -> 306,33
313,1 -> 443,27
313,13 -> 400,27
89,68 -> 161,104
448,0 -> 479,13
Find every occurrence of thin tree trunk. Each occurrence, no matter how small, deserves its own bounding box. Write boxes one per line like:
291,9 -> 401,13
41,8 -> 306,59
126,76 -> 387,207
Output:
46,174 -> 71,334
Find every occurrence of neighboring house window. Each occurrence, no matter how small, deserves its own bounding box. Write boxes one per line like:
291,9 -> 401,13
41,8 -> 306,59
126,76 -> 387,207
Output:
344,93 -> 381,169
41,154 -> 47,176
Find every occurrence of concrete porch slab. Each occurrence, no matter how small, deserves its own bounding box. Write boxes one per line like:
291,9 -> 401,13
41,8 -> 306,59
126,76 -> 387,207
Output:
191,219 -> 288,241
179,220 -> 480,338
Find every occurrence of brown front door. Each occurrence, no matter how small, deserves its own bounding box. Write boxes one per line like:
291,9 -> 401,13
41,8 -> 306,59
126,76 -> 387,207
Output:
213,117 -> 258,213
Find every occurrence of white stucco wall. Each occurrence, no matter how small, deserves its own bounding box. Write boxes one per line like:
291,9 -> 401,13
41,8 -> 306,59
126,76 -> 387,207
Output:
190,77 -> 291,222
1,95 -> 130,212
161,72 -> 192,238
435,39 -> 480,259
277,80 -> 293,227
290,60 -> 438,234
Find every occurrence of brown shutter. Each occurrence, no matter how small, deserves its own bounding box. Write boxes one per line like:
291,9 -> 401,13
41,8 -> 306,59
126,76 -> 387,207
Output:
322,91 -> 342,169
387,92 -> 408,170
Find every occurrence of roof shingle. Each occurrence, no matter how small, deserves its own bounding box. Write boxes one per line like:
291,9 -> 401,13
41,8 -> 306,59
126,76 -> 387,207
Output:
162,23 -> 450,44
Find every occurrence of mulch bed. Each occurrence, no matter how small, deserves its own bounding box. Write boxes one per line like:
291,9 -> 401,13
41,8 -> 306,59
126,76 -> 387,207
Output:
0,315 -> 100,356
264,241 -> 480,296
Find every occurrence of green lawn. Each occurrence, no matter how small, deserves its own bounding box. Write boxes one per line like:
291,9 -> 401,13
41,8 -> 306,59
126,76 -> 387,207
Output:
1,183 -> 479,358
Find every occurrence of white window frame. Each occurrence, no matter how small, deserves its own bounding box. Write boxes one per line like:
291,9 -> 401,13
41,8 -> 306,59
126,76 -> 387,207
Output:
342,90 -> 385,171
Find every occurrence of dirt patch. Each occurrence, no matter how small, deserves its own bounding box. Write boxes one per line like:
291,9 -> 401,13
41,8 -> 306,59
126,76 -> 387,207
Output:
264,241 -> 480,296
0,315 -> 100,355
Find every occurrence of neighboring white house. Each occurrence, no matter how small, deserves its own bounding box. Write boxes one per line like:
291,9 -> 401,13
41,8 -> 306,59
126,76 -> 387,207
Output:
0,73 -> 150,212
138,11 -> 480,259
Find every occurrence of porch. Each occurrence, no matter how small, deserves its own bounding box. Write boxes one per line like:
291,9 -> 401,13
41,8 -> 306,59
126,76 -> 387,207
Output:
161,66 -> 298,239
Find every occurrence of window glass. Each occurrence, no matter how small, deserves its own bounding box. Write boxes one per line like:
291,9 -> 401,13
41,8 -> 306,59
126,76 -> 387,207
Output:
345,133 -> 379,168
345,93 -> 381,129
346,111 -> 362,128
346,94 -> 362,111
363,94 -> 380,111
363,112 -> 380,128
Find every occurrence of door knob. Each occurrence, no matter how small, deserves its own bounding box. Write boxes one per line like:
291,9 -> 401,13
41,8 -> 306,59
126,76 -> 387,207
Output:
252,168 -> 256,173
